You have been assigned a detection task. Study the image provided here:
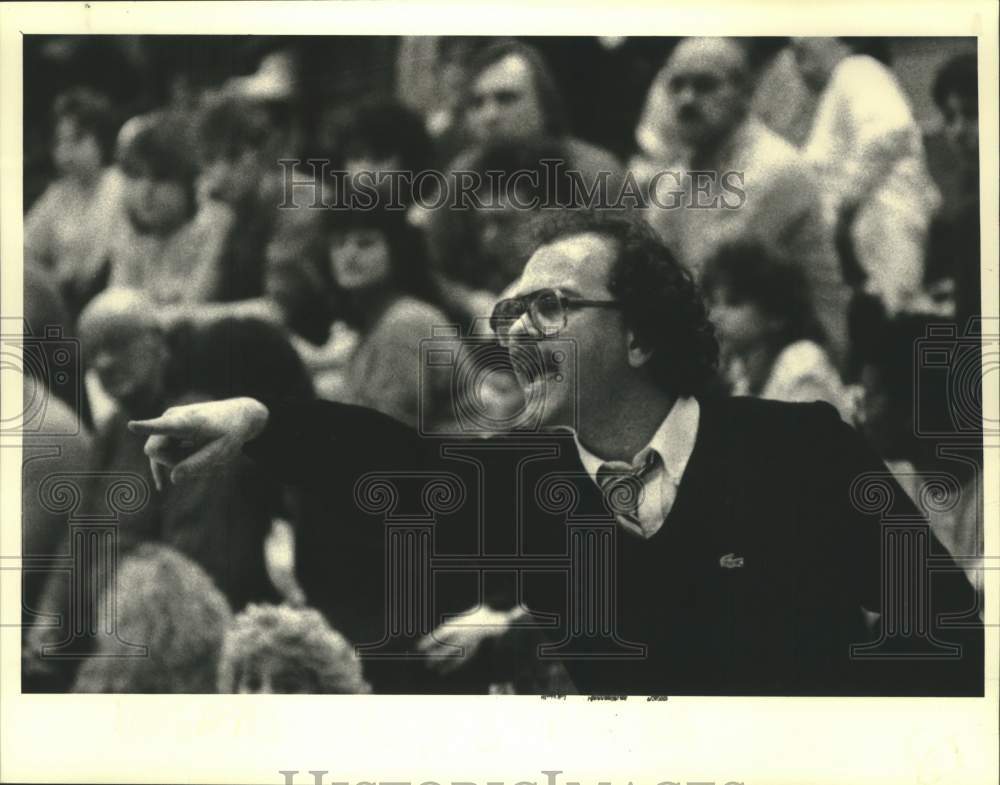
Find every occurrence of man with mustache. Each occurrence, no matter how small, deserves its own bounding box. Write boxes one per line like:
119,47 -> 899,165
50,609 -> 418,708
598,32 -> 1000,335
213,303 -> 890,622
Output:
130,209 -> 981,696
639,37 -> 850,365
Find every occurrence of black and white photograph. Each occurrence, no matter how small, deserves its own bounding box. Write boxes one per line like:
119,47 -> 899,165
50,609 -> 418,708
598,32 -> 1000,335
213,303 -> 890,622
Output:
1,2 -> 997,784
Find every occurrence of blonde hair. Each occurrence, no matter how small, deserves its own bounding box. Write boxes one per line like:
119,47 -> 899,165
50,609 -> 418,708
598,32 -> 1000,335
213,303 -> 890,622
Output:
72,544 -> 232,693
217,604 -> 371,694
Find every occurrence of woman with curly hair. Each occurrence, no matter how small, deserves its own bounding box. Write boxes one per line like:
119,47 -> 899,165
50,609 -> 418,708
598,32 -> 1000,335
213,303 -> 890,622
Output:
217,604 -> 370,694
702,241 -> 853,420
71,544 -> 231,694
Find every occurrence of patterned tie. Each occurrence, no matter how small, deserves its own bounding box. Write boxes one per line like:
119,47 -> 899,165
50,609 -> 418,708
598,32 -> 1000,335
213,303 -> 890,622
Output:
596,450 -> 662,537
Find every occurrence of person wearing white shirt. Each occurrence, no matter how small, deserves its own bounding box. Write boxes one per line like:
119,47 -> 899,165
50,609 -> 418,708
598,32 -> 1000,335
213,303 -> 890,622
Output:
792,38 -> 941,316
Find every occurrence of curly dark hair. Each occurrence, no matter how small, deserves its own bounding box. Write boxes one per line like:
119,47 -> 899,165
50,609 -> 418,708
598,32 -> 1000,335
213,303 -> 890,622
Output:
196,93 -> 272,163
528,209 -> 719,397
701,241 -> 827,350
53,87 -> 119,164
322,202 -> 446,327
933,53 -> 978,113
329,97 -> 434,173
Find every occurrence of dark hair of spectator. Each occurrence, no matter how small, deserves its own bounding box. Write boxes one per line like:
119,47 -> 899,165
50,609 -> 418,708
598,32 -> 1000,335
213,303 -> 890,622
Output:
528,209 -> 719,397
460,39 -> 570,139
933,53 -> 978,112
166,316 -> 316,404
743,38 -> 791,73
468,137 -> 576,207
837,37 -> 893,65
334,97 -> 434,172
52,87 -> 119,164
196,93 -> 272,162
322,202 -> 445,327
852,309 -> 979,476
115,112 -> 198,219
702,241 -> 827,350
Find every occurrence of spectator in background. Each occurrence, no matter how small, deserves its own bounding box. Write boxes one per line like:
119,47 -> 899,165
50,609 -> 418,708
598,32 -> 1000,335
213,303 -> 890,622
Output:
396,36 -> 484,158
334,97 -> 435,191
108,112 -> 234,304
424,40 -> 623,295
197,93 -> 330,344
195,94 -> 278,302
76,290 -> 172,548
322,203 -> 454,431
527,36 -> 675,163
441,138 -> 577,296
316,98 -> 437,261
933,53 -> 979,176
72,544 -> 232,693
635,38 -> 849,364
925,53 -> 981,329
24,88 -> 125,318
457,41 -> 620,174
217,604 -> 371,694
792,37 -> 941,317
702,242 -> 853,420
923,52 -> 978,226
20,266 -> 94,692
854,312 -> 983,602
26,290 -> 287,685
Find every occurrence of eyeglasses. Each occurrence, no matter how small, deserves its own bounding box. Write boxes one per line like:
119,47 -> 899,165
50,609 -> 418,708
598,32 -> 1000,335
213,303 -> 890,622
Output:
490,288 -> 620,346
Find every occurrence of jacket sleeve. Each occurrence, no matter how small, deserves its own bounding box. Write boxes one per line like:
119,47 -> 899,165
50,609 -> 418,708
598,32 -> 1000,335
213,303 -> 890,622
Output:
242,398 -> 426,488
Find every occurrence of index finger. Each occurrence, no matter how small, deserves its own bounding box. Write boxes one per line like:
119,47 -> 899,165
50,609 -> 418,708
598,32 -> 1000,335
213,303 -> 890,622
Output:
128,414 -> 191,437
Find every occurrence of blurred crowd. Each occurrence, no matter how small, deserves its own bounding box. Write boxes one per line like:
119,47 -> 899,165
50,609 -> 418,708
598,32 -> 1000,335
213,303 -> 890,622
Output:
20,35 -> 983,694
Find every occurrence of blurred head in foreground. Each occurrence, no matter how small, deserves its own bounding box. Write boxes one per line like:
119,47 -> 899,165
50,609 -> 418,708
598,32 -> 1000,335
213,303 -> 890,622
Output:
217,604 -> 371,694
72,544 -> 232,693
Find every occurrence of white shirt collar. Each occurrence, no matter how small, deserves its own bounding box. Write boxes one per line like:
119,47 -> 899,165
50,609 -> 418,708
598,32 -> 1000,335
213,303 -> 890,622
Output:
567,396 -> 701,486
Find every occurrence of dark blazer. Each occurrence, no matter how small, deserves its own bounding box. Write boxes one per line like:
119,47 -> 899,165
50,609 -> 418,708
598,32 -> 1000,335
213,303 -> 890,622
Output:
246,395 -> 983,696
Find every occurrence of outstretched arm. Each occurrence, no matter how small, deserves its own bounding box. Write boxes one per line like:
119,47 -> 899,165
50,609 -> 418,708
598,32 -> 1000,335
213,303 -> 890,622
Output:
129,396 -> 424,490
128,397 -> 271,490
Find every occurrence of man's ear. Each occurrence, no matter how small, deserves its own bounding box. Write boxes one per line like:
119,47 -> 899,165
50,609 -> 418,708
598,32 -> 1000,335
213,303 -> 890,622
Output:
626,328 -> 653,368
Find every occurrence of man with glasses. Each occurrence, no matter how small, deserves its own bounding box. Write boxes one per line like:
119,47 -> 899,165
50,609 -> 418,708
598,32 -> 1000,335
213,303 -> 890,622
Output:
130,209 -> 981,696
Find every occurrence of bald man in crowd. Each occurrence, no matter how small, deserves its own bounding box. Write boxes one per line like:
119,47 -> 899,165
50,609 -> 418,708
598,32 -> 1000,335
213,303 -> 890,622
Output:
24,289 -> 281,689
637,37 -> 850,363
